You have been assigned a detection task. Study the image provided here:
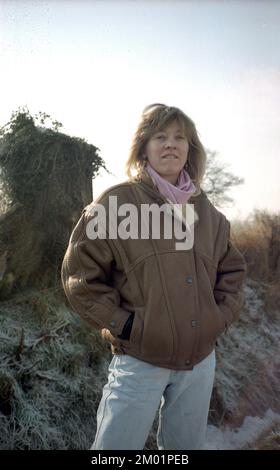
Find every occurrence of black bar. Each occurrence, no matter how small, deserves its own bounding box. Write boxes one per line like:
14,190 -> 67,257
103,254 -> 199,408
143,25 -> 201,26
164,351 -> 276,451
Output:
0,450 -> 279,466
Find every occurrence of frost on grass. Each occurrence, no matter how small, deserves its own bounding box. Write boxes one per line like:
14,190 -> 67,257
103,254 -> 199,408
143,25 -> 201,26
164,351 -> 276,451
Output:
1,278 -> 280,449
0,289 -> 111,450
210,278 -> 280,429
206,409 -> 280,450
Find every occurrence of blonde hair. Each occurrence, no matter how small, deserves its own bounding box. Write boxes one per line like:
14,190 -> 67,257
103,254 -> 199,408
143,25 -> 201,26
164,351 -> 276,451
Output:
126,103 -> 206,186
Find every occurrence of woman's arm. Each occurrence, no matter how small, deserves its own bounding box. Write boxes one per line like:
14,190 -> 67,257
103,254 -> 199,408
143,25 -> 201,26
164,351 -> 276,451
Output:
214,219 -> 247,330
61,208 -> 132,338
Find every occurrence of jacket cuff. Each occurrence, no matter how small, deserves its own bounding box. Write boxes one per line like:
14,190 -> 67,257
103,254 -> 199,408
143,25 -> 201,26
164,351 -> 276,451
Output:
107,306 -> 133,336
83,303 -> 132,336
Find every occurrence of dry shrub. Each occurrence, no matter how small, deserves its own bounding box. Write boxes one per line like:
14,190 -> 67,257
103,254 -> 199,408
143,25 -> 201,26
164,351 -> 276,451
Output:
209,210 -> 280,430
232,210 -> 280,283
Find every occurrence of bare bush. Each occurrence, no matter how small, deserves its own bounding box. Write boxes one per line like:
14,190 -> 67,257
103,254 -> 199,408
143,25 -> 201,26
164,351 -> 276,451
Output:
232,210 -> 280,283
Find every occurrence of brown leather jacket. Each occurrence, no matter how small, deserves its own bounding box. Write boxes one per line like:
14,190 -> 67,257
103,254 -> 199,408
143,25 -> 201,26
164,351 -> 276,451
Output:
61,172 -> 247,370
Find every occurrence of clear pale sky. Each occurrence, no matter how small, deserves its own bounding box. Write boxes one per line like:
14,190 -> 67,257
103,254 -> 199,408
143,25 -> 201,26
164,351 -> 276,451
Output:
0,0 -> 279,221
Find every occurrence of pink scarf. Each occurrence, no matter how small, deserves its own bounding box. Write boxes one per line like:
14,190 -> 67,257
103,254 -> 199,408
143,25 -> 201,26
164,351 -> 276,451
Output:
145,163 -> 196,204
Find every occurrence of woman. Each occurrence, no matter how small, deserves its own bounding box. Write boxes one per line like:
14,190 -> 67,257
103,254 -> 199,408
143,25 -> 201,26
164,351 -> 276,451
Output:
61,103 -> 246,450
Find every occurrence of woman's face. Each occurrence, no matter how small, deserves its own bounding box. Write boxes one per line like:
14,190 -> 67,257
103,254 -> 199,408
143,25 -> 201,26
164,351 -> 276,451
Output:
145,120 -> 189,185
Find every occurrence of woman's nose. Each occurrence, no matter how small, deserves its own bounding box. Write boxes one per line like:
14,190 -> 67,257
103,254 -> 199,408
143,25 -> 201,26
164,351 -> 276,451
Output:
165,137 -> 176,148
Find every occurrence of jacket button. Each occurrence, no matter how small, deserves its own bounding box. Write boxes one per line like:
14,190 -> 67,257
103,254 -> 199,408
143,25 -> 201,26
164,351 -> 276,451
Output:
186,276 -> 193,284
191,320 -> 198,327
109,320 -> 116,327
185,360 -> 190,365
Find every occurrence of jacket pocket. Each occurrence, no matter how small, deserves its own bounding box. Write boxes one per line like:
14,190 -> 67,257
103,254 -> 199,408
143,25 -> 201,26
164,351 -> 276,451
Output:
206,286 -> 227,338
120,306 -> 144,354
197,255 -> 226,346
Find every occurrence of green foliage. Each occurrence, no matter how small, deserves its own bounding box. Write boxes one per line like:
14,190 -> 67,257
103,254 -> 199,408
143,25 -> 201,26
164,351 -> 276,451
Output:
0,107 -> 107,294
0,107 -> 106,215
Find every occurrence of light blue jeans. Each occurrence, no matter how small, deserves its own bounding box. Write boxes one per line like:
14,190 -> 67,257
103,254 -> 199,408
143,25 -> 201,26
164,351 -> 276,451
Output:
91,350 -> 216,450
